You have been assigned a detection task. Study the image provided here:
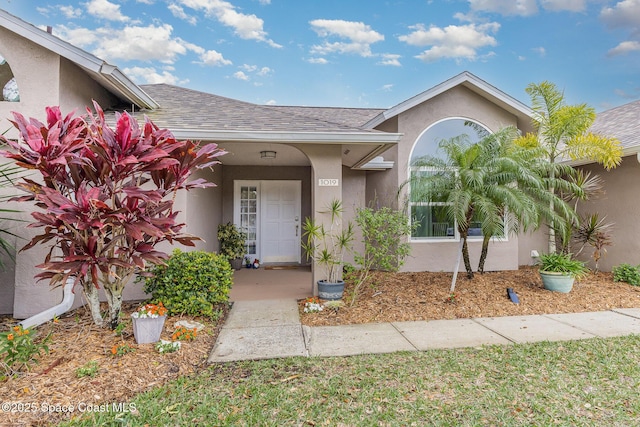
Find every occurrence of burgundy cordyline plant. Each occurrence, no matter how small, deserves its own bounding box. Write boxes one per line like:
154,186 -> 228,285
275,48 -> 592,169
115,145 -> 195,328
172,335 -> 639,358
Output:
0,101 -> 225,328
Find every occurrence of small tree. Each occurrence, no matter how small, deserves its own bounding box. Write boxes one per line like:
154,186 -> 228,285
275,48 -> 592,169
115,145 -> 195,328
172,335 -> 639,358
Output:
350,205 -> 413,305
0,102 -> 225,328
515,81 -> 622,253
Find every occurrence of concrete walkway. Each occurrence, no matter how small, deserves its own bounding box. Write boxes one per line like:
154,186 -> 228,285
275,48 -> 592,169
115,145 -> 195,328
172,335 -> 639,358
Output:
208,300 -> 640,363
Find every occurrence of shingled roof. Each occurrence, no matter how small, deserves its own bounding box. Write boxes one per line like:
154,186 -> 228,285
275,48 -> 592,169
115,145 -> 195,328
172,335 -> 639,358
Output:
591,99 -> 640,154
135,84 -> 385,134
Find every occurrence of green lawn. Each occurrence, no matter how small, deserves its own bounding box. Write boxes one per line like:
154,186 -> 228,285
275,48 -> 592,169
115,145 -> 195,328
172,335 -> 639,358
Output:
60,335 -> 640,426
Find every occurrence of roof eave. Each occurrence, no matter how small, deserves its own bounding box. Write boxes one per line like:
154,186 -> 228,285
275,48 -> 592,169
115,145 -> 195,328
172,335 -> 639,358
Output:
169,129 -> 403,144
364,71 -> 533,129
0,9 -> 158,110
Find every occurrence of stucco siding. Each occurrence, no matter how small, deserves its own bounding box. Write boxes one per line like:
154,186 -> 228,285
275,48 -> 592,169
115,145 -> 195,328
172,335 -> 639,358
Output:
59,58 -> 119,112
0,27 -> 61,134
575,156 -> 640,271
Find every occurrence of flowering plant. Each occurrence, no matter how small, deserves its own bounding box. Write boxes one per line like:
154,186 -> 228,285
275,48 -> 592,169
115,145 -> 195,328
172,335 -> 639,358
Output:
110,343 -> 135,357
303,296 -> 323,313
171,326 -> 197,341
1,325 -> 50,375
131,302 -> 168,319
156,340 -> 181,354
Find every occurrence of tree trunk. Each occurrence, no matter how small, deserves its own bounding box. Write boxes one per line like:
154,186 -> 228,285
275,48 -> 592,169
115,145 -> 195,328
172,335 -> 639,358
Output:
461,233 -> 473,279
478,235 -> 490,273
83,281 -> 104,327
104,283 -> 124,330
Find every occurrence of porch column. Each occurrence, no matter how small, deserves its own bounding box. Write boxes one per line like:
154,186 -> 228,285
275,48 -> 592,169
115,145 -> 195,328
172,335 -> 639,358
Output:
293,144 -> 343,295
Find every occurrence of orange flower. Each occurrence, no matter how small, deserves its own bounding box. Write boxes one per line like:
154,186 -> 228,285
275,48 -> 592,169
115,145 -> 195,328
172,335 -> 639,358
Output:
7,333 -> 14,341
23,329 -> 29,335
111,345 -> 118,355
12,326 -> 20,332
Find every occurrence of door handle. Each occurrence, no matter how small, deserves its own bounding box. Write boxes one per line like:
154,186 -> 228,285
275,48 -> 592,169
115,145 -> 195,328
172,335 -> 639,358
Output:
296,224 -> 299,237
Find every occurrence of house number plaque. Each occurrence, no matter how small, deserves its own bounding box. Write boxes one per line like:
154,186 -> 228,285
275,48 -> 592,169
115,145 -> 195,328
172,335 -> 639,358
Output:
318,179 -> 339,186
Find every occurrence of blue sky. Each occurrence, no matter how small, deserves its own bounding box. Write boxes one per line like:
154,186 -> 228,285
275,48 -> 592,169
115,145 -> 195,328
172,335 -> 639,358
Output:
2,0 -> 640,111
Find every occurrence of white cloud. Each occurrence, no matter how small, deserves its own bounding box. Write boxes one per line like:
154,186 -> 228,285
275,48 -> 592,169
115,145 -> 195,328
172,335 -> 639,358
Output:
308,57 -> 328,64
56,23 -> 202,64
607,40 -> 640,56
540,0 -> 587,12
168,4 -> 198,25
257,66 -> 272,76
600,0 -> 640,29
380,84 -> 394,92
264,99 -> 277,105
233,71 -> 250,80
399,22 -> 499,62
199,49 -> 232,66
136,0 -> 155,4
309,19 -> 384,57
378,53 -> 402,66
177,0 -> 281,47
468,0 -> 538,16
83,0 -> 130,22
123,66 -> 182,85
532,46 -> 546,56
59,5 -> 83,18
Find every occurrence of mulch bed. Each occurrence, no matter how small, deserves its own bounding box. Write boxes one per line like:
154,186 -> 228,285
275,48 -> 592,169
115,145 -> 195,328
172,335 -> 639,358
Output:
3,267 -> 640,426
300,266 -> 640,326
0,302 -> 229,427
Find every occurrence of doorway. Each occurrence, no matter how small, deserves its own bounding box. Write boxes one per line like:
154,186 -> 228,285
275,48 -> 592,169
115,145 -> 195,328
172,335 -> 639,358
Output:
233,180 -> 302,264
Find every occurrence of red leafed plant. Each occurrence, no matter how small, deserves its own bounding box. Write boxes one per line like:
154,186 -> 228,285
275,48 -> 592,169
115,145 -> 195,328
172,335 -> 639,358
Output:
0,101 -> 225,328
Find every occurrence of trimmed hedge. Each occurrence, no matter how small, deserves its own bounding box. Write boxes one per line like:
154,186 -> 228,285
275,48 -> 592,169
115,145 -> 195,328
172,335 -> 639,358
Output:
143,249 -> 233,318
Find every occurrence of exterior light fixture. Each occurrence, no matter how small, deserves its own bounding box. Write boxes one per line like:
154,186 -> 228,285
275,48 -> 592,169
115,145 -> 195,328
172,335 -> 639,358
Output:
260,150 -> 277,159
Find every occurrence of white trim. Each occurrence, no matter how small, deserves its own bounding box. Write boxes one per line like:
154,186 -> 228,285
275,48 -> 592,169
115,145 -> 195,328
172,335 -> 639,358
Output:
169,129 -> 402,144
364,71 -> 533,129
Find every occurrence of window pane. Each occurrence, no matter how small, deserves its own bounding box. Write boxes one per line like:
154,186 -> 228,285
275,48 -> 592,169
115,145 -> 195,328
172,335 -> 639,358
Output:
411,205 -> 454,239
411,119 -> 489,162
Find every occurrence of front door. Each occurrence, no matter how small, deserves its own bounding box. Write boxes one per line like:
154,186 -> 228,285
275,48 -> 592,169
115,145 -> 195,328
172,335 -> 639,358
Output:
234,180 -> 301,264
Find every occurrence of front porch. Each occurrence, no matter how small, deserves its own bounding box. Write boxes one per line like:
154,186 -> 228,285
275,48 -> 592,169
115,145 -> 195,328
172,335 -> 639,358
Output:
229,265 -> 313,301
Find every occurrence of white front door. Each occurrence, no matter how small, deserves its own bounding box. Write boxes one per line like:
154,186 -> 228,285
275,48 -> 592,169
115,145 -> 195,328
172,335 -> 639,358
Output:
234,180 -> 301,263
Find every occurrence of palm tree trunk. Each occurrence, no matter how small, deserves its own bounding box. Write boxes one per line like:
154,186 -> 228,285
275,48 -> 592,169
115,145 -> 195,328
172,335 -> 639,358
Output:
478,235 -> 490,273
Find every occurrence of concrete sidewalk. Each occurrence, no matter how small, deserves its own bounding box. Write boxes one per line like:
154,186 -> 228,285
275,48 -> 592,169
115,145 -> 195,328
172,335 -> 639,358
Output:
208,300 -> 640,363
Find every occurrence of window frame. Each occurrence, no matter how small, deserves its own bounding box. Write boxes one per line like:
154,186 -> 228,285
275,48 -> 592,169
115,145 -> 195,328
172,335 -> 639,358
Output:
407,118 -> 508,243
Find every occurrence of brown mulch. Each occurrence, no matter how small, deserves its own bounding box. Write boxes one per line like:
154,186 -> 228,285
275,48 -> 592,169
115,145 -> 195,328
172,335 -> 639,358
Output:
300,266 -> 640,326
0,302 -> 229,427
3,267 -> 640,426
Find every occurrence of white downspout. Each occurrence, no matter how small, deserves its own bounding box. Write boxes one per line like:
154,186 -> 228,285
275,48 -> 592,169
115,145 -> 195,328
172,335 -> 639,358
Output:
18,277 -> 75,329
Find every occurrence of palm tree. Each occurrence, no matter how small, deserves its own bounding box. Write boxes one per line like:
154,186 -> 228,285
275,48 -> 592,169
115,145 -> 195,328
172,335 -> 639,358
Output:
515,81 -> 622,253
406,126 -> 575,281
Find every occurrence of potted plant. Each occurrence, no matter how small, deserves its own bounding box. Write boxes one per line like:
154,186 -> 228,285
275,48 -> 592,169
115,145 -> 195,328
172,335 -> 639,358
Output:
217,222 -> 247,270
537,252 -> 588,293
302,199 -> 355,300
131,302 -> 168,344
244,256 -> 252,268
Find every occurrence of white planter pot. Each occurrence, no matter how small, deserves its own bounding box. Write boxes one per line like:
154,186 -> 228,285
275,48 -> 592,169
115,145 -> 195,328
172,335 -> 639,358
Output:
132,316 -> 166,344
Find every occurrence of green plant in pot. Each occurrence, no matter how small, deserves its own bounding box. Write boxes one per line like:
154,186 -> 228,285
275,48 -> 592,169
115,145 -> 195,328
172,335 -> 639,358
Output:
302,199 -> 355,300
217,222 -> 247,270
537,252 -> 588,293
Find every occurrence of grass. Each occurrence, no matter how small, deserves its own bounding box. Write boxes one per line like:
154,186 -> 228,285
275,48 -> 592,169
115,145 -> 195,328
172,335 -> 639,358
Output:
60,335 -> 640,426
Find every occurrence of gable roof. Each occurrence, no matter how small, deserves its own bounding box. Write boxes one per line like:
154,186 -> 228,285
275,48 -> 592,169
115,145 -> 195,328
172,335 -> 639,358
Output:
136,84 -> 398,144
364,71 -> 533,129
590,99 -> 640,156
0,8 -> 158,109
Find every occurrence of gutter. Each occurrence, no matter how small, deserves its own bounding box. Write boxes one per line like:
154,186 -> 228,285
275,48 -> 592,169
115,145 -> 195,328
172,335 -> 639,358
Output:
18,277 -> 75,329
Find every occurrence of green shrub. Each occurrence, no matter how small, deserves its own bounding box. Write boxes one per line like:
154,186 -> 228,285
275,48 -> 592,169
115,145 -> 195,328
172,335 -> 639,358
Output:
612,263 -> 640,286
143,249 -> 233,317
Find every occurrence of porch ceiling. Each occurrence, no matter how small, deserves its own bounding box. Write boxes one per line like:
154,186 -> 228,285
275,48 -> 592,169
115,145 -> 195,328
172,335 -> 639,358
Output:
216,141 -> 391,169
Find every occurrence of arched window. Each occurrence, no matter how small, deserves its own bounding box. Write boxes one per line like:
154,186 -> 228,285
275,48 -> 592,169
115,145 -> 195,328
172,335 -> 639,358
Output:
0,54 -> 19,102
409,118 -> 490,240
